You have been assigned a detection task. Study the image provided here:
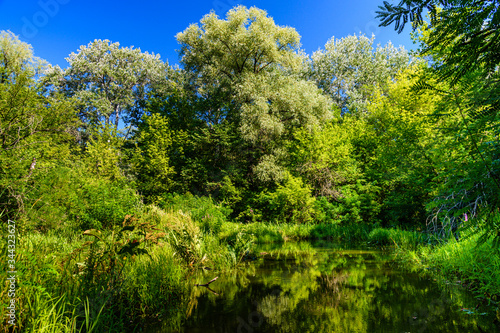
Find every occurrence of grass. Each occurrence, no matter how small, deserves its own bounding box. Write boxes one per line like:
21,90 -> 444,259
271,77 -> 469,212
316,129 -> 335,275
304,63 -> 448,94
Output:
399,233 -> 500,296
0,205 -> 251,332
367,227 -> 433,250
219,221 -> 373,244
373,227 -> 500,321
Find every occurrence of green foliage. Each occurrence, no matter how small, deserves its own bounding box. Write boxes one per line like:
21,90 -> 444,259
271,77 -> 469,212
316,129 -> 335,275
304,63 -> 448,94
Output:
377,0 -> 500,85
289,121 -> 358,199
132,113 -> 187,200
337,180 -> 382,224
406,23 -> 500,241
85,124 -> 124,181
142,205 -> 250,270
0,31 -> 77,220
160,193 -> 230,235
367,67 -> 439,225
377,1 -> 500,242
121,243 -> 186,318
67,176 -> 141,230
257,174 -> 316,224
78,219 -> 155,298
47,38 -> 166,128
313,197 -> 341,224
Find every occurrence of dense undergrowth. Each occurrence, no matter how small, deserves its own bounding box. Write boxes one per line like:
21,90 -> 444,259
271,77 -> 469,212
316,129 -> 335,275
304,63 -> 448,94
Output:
0,204 -> 253,332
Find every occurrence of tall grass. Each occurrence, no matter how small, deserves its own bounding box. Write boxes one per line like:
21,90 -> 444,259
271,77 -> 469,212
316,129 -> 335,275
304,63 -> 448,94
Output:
1,204 -> 252,332
219,221 -> 372,244
368,227 -> 432,251
375,227 -> 500,315
411,233 -> 500,296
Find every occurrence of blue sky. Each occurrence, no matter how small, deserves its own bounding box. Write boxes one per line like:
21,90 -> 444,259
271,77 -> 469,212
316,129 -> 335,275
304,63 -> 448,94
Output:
0,0 -> 415,68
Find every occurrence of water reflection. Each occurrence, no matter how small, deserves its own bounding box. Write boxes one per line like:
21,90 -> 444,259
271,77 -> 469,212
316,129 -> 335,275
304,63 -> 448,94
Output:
149,241 -> 498,332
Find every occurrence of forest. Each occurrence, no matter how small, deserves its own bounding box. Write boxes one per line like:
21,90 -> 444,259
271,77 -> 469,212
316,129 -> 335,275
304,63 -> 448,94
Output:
1,1 -> 500,331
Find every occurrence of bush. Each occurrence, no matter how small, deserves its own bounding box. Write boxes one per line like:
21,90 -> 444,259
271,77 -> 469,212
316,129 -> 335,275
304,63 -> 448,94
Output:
20,165 -> 142,232
68,177 -> 142,230
337,180 -> 381,224
257,174 -> 316,224
313,196 -> 342,224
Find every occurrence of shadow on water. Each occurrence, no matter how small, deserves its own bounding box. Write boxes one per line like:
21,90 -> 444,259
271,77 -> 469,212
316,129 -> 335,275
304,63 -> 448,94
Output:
147,241 -> 499,333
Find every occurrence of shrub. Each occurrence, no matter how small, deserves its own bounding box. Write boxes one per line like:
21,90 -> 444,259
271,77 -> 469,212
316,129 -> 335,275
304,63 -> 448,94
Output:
313,196 -> 342,224
257,174 -> 316,224
68,177 -> 142,230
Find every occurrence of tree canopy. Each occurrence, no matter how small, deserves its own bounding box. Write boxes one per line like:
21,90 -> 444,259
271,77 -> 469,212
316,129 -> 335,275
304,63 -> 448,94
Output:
46,39 -> 166,130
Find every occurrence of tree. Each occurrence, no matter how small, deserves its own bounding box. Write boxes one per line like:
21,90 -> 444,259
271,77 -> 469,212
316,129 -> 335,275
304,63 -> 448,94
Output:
164,5 -> 332,200
47,39 -> 166,131
289,120 -> 358,200
0,31 -> 77,218
84,124 -> 124,181
311,34 -> 409,115
376,0 -> 500,85
176,5 -> 305,123
377,1 -> 500,239
360,65 -> 442,226
132,113 -> 187,201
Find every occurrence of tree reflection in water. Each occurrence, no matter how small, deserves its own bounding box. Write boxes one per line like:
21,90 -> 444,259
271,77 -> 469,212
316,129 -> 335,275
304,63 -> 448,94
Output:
149,241 -> 497,333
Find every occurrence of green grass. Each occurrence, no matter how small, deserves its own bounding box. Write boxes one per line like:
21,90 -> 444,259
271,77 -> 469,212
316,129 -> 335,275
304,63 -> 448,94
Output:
367,227 -> 432,250
219,221 -> 372,244
366,227 -> 500,300
0,205 -> 252,332
405,233 -> 500,296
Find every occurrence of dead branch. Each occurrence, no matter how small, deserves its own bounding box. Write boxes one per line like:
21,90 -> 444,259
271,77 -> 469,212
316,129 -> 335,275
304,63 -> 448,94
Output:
195,276 -> 218,287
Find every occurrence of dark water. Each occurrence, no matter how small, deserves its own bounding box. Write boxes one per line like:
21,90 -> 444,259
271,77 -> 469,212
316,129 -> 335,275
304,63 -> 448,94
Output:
150,241 -> 498,333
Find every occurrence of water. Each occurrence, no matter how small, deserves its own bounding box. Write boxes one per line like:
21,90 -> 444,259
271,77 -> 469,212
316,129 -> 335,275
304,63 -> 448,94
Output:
149,241 -> 498,332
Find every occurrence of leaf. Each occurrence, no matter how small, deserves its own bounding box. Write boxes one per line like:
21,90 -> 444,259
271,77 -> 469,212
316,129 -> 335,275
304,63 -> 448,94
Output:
82,229 -> 103,241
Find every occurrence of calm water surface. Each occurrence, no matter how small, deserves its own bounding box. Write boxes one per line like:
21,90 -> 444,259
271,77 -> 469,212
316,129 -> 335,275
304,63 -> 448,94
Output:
149,241 -> 498,332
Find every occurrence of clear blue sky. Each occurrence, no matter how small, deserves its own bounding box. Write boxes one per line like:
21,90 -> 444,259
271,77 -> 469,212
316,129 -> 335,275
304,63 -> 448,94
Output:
0,0 -> 414,68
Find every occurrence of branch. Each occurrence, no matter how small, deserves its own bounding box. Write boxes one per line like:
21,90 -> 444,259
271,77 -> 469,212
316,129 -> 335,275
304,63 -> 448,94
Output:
194,276 -> 218,287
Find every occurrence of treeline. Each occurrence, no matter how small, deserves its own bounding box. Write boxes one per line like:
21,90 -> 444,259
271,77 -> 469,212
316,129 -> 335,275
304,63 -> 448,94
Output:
1,4 -> 499,242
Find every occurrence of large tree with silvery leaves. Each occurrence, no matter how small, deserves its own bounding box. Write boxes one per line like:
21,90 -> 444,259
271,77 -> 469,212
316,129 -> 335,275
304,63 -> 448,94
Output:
47,39 -> 166,131
311,34 -> 409,115
174,6 -> 332,186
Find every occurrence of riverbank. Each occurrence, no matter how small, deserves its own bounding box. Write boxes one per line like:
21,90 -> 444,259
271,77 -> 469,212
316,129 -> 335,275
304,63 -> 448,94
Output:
392,232 -> 500,315
2,205 -> 500,331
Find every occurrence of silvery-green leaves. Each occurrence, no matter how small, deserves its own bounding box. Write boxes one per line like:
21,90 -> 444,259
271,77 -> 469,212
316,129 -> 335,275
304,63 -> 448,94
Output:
239,71 -> 332,143
55,39 -> 166,129
175,6 -> 333,186
311,34 -> 409,115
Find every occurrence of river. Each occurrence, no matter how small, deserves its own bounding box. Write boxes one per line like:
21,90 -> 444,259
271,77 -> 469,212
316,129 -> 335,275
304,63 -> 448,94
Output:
148,240 -> 498,332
